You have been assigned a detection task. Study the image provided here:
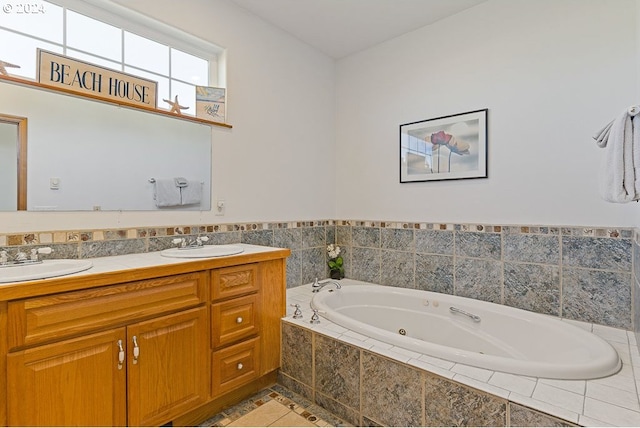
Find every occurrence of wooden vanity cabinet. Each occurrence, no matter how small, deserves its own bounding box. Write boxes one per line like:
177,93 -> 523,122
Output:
1,250 -> 288,427
7,307 -> 208,427
6,272 -> 209,427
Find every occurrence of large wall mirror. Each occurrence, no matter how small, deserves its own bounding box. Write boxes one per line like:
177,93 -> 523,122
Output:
0,114 -> 27,211
0,81 -> 212,211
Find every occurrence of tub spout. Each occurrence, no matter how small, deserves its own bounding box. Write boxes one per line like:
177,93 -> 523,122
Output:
311,277 -> 342,293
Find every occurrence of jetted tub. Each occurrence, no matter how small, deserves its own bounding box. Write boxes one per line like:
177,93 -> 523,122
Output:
310,284 -> 621,379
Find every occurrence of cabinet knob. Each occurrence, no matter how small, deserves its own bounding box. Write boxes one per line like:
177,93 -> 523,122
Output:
236,317 -> 243,324
237,362 -> 243,370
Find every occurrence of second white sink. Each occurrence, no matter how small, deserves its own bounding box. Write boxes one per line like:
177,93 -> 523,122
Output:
160,244 -> 244,259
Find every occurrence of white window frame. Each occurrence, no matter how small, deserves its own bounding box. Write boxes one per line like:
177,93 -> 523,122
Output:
4,0 -> 224,89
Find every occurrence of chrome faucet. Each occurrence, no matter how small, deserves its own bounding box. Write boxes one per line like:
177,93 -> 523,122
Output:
172,236 -> 209,248
311,277 -> 342,293
195,236 -> 209,246
29,247 -> 53,262
0,247 -> 53,266
310,309 -> 321,324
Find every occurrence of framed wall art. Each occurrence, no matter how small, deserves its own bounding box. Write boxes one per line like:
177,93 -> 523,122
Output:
400,109 -> 488,183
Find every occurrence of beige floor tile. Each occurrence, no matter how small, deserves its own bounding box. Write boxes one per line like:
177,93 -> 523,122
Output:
228,400 -> 290,427
270,411 -> 316,427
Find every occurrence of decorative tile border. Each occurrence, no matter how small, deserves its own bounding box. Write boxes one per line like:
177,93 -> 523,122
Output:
0,220 -> 631,248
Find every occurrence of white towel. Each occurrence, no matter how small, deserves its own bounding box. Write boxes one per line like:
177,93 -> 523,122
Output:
593,120 -> 613,148
180,180 -> 202,205
634,115 -> 640,196
594,109 -> 639,203
154,178 -> 181,207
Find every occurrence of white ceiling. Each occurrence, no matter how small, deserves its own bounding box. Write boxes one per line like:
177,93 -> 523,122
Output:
228,0 -> 487,59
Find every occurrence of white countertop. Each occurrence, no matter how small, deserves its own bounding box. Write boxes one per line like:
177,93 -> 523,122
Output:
0,243 -> 286,296
70,243 -> 283,276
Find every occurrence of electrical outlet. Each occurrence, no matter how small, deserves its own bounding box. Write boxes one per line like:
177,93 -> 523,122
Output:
215,199 -> 225,216
49,177 -> 60,190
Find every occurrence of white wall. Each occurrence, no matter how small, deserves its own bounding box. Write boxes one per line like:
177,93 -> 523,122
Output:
335,0 -> 640,227
3,0 -> 640,233
0,0 -> 336,232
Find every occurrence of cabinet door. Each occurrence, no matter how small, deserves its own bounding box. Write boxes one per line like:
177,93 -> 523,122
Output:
7,328 -> 126,427
127,307 -> 209,427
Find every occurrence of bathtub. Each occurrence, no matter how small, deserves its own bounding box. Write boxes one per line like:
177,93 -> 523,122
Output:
310,284 -> 621,380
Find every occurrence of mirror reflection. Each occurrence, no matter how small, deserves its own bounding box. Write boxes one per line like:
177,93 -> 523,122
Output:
0,81 -> 212,211
0,114 -> 26,211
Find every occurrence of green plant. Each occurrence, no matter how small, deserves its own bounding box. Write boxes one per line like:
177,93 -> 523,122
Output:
327,244 -> 344,276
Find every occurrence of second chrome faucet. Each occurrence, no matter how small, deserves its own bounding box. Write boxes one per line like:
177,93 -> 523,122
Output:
311,277 -> 341,293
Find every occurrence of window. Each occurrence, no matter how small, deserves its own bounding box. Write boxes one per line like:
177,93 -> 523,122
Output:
0,0 -> 222,115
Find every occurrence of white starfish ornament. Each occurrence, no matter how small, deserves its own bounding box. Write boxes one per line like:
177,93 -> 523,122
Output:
0,60 -> 20,76
162,95 -> 189,114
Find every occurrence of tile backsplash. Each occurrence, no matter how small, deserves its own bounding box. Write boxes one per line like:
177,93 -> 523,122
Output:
0,220 -> 636,330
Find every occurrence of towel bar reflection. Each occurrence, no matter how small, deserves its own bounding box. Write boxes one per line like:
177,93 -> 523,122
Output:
149,178 -> 204,184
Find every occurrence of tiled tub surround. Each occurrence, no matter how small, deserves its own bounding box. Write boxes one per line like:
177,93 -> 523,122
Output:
0,221 -> 636,330
283,282 -> 640,427
336,222 -> 634,330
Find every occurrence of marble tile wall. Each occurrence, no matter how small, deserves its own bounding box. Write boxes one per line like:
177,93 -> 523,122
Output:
1,219 -> 635,329
337,222 -> 635,330
279,322 -> 575,427
634,234 -> 640,346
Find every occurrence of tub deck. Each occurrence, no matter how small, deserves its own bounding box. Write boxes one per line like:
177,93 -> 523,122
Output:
285,280 -> 640,427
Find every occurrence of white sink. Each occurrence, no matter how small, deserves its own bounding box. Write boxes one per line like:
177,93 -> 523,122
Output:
0,259 -> 94,283
160,244 -> 244,259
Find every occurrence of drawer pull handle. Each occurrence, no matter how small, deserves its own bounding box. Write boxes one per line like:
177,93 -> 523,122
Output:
117,339 -> 125,370
132,336 -> 140,365
237,362 -> 243,370
236,317 -> 243,324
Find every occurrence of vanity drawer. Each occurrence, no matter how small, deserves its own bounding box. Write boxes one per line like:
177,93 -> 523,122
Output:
212,337 -> 260,397
8,272 -> 207,349
212,294 -> 260,348
211,264 -> 259,301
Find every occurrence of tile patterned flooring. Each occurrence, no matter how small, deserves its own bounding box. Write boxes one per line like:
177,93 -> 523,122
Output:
198,385 -> 350,427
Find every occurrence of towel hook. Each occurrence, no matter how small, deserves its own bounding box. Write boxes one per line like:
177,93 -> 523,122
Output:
149,178 -> 156,183
628,105 -> 640,117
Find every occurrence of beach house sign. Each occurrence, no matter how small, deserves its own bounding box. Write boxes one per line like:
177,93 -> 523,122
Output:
37,49 -> 158,108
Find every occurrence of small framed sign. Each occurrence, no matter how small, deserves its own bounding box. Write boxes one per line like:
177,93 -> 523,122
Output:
400,109 -> 488,183
195,86 -> 226,123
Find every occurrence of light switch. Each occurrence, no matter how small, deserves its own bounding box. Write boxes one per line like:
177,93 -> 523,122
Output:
49,177 -> 60,190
